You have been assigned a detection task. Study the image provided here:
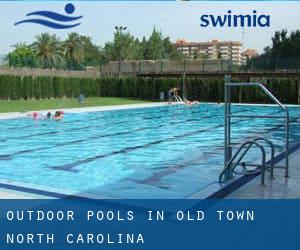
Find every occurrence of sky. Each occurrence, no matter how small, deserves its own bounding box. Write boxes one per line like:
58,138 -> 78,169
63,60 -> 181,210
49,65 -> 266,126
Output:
0,1 -> 300,54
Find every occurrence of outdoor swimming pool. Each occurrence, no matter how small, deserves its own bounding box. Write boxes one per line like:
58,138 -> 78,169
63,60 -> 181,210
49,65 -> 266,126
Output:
0,104 -> 300,198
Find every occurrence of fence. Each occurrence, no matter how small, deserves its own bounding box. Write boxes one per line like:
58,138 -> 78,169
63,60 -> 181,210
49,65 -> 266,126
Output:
0,59 -> 233,78
244,57 -> 300,71
3,57 -> 300,77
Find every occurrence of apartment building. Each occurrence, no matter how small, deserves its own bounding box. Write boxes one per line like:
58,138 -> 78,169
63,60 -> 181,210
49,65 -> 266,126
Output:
175,39 -> 245,65
241,49 -> 258,65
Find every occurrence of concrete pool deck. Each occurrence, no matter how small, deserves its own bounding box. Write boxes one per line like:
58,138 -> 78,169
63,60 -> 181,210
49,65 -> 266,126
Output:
227,149 -> 300,199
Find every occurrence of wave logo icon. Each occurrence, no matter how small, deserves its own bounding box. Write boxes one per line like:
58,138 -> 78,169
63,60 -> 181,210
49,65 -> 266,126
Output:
14,3 -> 82,29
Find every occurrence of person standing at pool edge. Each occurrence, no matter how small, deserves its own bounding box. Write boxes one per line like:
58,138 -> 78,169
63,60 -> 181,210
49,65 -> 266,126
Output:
168,87 -> 180,104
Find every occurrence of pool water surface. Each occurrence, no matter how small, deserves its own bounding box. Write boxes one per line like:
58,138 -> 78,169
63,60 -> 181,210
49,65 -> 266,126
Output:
0,104 -> 299,198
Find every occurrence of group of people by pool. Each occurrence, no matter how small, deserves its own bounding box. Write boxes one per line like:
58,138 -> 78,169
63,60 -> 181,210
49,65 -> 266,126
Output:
168,87 -> 200,105
29,87 -> 193,121
31,110 -> 64,121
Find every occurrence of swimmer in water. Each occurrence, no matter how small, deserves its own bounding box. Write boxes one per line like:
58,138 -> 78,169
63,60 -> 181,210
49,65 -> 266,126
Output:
184,100 -> 200,105
54,111 -> 64,120
32,112 -> 40,120
46,112 -> 51,119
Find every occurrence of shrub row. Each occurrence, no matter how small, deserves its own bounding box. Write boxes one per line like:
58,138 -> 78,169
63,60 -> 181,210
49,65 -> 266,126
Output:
0,75 -> 299,104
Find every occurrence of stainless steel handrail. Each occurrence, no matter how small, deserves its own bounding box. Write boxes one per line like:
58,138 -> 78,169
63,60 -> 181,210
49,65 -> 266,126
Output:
174,95 -> 184,104
224,78 -> 290,180
233,137 -> 275,178
219,139 -> 266,184
253,137 -> 275,178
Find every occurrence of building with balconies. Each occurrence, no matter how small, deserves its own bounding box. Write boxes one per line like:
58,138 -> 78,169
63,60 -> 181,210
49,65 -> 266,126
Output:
175,39 -> 246,65
241,49 -> 258,65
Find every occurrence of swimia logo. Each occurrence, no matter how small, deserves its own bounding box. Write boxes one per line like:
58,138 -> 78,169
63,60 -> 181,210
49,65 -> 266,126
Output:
14,3 -> 83,29
200,10 -> 270,28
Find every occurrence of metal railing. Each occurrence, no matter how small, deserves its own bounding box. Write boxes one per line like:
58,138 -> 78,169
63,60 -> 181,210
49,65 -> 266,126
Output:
174,95 -> 184,104
222,75 -> 290,183
219,137 -> 275,184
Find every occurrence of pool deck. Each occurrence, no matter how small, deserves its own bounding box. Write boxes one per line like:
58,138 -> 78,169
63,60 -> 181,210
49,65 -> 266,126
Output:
227,148 -> 300,199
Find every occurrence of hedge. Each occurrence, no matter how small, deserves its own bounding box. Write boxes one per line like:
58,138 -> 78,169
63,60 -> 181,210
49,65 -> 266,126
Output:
0,75 -> 299,104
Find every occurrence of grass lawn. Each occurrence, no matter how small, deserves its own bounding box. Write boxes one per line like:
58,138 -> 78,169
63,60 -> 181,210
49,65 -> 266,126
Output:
0,97 -> 152,113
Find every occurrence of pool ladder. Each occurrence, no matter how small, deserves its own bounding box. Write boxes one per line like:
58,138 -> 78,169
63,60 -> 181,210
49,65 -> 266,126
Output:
174,95 -> 184,104
219,137 -> 275,185
220,76 -> 290,185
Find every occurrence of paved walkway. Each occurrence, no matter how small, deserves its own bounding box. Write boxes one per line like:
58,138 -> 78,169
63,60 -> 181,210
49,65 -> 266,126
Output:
228,150 -> 300,198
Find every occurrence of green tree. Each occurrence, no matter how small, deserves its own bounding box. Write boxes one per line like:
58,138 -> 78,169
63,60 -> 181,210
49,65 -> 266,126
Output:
162,37 -> 182,60
7,43 -> 36,67
32,33 -> 64,69
103,28 -> 143,62
7,28 -> 185,69
143,28 -> 165,60
142,28 -> 181,60
64,33 -> 84,70
79,35 -> 102,66
251,29 -> 300,69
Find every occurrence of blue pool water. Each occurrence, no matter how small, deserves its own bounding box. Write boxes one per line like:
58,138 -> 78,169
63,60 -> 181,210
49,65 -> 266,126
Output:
0,104 -> 300,198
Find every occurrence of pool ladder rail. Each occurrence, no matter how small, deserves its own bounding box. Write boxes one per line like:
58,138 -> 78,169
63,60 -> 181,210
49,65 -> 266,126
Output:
219,137 -> 275,185
221,76 -> 290,185
174,95 -> 185,104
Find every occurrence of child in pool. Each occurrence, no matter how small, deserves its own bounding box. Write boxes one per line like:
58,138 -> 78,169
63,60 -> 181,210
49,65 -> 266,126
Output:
54,111 -> 64,120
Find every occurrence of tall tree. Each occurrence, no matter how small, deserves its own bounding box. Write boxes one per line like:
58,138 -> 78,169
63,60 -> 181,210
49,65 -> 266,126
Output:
79,35 -> 102,66
142,28 -> 181,60
143,28 -> 165,60
250,29 -> 300,69
7,43 -> 36,67
7,28 -> 184,69
32,33 -> 63,69
103,28 -> 142,62
64,33 -> 84,70
162,37 -> 182,60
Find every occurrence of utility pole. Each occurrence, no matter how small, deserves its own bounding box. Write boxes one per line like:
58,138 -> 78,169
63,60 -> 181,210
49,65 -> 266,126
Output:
180,40 -> 186,100
115,26 -> 127,78
242,26 -> 245,51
